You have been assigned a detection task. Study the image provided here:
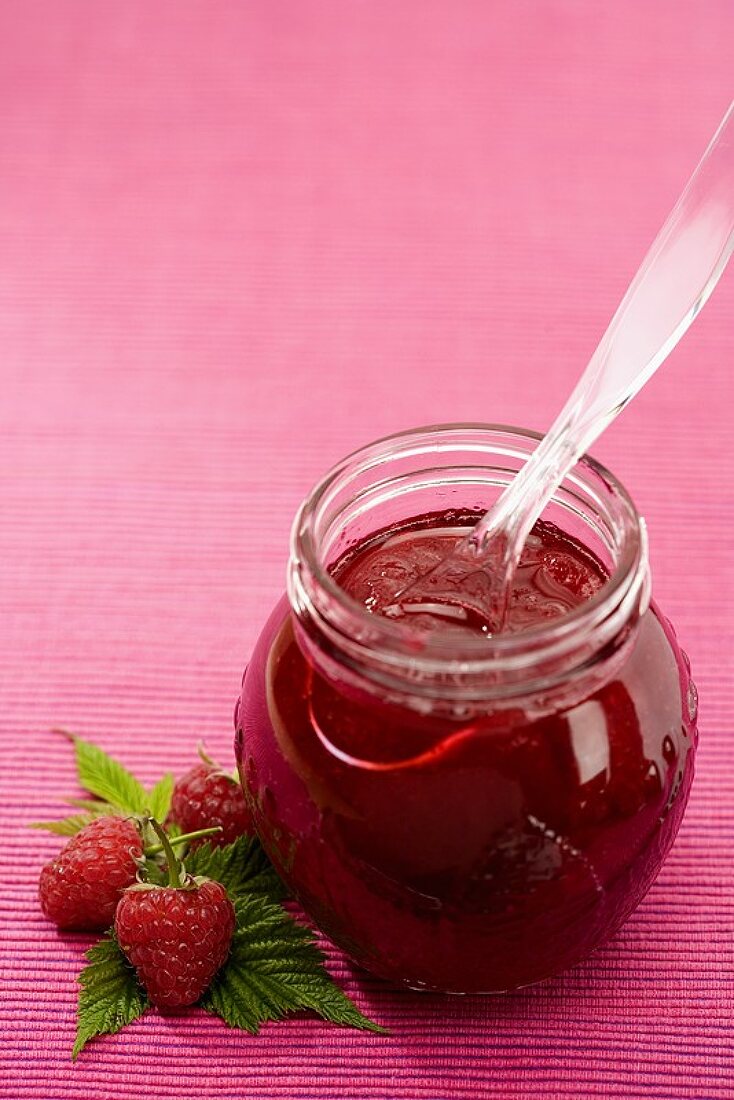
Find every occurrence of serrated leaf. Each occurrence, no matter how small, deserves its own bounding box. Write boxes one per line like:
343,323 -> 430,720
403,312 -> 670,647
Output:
200,894 -> 385,1035
29,814 -> 96,836
73,936 -> 149,1059
141,858 -> 168,886
146,772 -> 174,821
184,835 -> 287,903
64,797 -> 119,816
72,736 -> 148,815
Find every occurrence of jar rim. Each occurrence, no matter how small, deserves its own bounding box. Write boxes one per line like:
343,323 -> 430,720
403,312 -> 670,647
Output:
289,423 -> 648,686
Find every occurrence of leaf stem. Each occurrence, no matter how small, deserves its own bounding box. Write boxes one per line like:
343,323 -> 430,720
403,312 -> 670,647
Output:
51,726 -> 76,741
148,819 -> 184,888
144,826 -> 222,857
196,740 -> 216,768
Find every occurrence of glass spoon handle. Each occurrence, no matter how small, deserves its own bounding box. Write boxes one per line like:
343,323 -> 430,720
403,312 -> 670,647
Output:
463,100 -> 734,610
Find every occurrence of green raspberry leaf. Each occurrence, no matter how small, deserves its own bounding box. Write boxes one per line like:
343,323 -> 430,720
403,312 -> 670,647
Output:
200,894 -> 385,1035
30,794 -> 123,837
71,734 -> 149,815
146,772 -> 174,821
141,858 -> 168,886
185,835 -> 288,903
64,797 -> 120,816
29,814 -> 96,836
73,935 -> 149,1059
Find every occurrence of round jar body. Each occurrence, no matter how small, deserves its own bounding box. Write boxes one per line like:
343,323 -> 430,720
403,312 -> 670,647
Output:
236,427 -> 697,993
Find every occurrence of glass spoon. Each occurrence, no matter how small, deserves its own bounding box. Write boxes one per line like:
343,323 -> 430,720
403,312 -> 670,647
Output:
390,100 -> 734,632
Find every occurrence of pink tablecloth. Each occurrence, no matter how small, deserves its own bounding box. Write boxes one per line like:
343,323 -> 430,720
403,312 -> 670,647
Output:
2,4 -> 733,1098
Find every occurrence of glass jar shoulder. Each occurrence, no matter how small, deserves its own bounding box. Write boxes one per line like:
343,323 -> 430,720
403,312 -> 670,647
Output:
239,596 -> 696,813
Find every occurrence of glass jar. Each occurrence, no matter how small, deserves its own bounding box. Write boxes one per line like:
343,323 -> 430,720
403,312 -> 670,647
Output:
235,425 -> 697,993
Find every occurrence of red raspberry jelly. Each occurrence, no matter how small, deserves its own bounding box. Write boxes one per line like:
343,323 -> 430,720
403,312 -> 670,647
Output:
236,426 -> 696,992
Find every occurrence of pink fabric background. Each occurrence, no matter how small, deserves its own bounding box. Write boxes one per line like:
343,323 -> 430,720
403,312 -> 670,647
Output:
2,3 -> 733,1098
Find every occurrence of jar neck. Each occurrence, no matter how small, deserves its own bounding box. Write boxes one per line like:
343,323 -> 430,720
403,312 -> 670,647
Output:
287,425 -> 650,716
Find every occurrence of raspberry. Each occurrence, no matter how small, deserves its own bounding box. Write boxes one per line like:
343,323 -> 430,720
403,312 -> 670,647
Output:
170,753 -> 251,847
39,817 -> 143,931
115,877 -> 235,1008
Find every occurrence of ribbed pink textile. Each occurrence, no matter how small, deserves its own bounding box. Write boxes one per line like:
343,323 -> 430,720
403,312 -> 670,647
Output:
2,4 -> 733,1098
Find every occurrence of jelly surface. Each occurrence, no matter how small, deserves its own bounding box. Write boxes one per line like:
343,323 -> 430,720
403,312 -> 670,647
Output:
237,515 -> 696,991
336,515 -> 606,638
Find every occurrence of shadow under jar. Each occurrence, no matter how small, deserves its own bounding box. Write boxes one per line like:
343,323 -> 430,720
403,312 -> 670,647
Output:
235,425 -> 697,993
